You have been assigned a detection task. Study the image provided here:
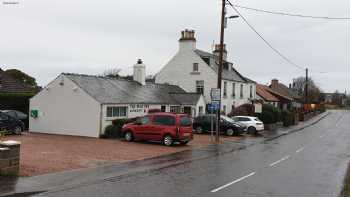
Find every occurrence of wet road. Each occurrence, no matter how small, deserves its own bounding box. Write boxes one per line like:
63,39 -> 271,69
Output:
12,111 -> 350,197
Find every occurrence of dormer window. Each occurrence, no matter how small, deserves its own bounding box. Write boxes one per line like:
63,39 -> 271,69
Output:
193,63 -> 199,72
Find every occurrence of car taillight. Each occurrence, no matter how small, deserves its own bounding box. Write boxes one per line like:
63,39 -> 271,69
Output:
256,123 -> 263,125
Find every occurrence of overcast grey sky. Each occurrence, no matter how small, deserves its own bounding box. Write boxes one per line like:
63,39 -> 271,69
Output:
0,0 -> 349,93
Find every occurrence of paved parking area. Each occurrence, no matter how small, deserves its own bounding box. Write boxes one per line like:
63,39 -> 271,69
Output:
2,132 -> 241,177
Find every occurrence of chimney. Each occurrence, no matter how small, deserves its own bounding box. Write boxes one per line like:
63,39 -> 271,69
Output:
271,79 -> 279,90
213,44 -> 227,61
179,29 -> 196,51
133,59 -> 146,85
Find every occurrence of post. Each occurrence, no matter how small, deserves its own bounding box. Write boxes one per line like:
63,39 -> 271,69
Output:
305,68 -> 309,104
216,0 -> 226,143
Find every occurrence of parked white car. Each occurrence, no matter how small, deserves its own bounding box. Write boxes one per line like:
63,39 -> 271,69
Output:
232,116 -> 264,135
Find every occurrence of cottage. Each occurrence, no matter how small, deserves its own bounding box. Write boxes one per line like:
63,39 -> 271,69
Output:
29,60 -> 205,138
155,29 -> 257,115
256,84 -> 280,108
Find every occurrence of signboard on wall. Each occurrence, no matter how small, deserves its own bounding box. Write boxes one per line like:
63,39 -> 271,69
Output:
254,103 -> 262,113
211,88 -> 221,101
129,104 -> 150,114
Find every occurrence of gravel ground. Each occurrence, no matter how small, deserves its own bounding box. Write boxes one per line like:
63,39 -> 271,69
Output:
2,132 -> 240,177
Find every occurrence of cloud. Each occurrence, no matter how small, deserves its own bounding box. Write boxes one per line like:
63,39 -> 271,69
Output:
0,0 -> 348,93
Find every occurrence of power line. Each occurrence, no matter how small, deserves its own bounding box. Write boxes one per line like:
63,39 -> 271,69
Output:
232,4 -> 350,20
226,0 -> 305,70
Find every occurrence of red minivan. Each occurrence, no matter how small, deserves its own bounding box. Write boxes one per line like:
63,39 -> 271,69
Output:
121,113 -> 193,146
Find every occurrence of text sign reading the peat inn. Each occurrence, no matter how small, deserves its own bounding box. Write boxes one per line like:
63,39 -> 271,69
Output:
211,88 -> 221,101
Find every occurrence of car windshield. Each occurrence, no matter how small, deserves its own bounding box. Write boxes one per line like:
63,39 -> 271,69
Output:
221,116 -> 235,123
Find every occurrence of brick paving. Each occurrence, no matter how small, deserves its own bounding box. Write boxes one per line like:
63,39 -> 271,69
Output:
2,132 -> 240,177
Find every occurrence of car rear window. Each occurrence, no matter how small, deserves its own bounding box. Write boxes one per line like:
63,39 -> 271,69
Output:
180,116 -> 192,127
153,115 -> 175,126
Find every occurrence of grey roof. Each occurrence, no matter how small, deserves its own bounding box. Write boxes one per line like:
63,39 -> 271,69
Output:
169,93 -> 202,105
194,49 -> 249,83
64,73 -> 186,105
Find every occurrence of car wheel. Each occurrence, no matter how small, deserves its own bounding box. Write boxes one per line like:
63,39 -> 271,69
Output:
13,126 -> 22,135
248,127 -> 257,135
124,131 -> 134,142
195,126 -> 203,134
225,128 -> 234,136
163,135 -> 173,146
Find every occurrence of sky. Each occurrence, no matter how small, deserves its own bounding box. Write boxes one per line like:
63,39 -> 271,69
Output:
0,0 -> 349,93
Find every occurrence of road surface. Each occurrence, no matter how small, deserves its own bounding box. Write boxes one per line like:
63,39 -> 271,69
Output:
8,111 -> 350,197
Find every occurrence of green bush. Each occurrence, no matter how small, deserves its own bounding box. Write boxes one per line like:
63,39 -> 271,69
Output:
102,118 -> 137,139
103,125 -> 120,139
282,110 -> 294,127
258,111 -> 275,124
258,104 -> 281,124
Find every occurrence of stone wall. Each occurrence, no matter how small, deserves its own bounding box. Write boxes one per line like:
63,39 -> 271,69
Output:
0,141 -> 20,176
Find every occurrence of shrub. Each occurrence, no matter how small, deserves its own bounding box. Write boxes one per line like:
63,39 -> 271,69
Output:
228,104 -> 255,117
258,111 -> 275,124
102,118 -> 138,139
281,110 -> 294,127
103,125 -> 119,139
258,104 -> 281,124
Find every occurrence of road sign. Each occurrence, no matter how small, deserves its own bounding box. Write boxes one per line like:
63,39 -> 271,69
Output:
208,102 -> 220,111
211,88 -> 221,101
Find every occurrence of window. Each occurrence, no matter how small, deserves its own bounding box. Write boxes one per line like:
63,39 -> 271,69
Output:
0,113 -> 9,121
223,81 -> 227,97
193,63 -> 199,72
240,84 -> 244,98
136,116 -> 150,125
161,106 -> 166,112
232,83 -> 236,98
153,116 -> 175,126
180,116 -> 192,127
196,80 -> 204,94
170,106 -> 181,113
250,85 -> 253,98
198,106 -> 204,115
106,106 -> 127,117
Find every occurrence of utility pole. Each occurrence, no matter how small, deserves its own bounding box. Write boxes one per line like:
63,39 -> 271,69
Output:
305,68 -> 309,104
216,0 -> 226,143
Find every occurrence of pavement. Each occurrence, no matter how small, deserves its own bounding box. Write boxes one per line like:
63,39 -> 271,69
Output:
2,110 -> 347,197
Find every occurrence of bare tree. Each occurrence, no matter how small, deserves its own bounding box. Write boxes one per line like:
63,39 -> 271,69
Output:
101,68 -> 122,78
292,77 -> 322,103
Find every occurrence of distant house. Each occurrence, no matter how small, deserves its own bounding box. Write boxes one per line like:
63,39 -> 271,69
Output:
256,84 -> 280,107
269,79 -> 303,110
320,92 -> 347,106
155,29 -> 257,115
30,60 -> 205,138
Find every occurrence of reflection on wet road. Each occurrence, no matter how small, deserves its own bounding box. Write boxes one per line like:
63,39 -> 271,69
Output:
3,110 -> 350,197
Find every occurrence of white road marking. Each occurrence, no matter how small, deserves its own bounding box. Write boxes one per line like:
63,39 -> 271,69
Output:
269,155 -> 291,167
336,116 -> 343,128
296,147 -> 304,153
211,172 -> 256,193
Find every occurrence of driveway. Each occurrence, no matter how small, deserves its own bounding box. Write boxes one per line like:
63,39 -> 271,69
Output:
2,133 -> 241,176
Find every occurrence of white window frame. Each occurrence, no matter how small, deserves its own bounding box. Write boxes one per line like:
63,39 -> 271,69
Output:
106,106 -> 128,118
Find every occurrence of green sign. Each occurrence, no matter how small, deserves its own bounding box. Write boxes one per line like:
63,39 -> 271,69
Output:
30,110 -> 38,118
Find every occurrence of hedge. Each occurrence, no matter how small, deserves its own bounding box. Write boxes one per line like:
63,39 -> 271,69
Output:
102,117 -> 137,139
282,110 -> 295,127
257,104 -> 281,124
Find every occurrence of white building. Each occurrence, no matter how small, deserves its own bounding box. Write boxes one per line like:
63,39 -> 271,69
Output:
155,29 -> 257,114
29,60 -> 205,138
